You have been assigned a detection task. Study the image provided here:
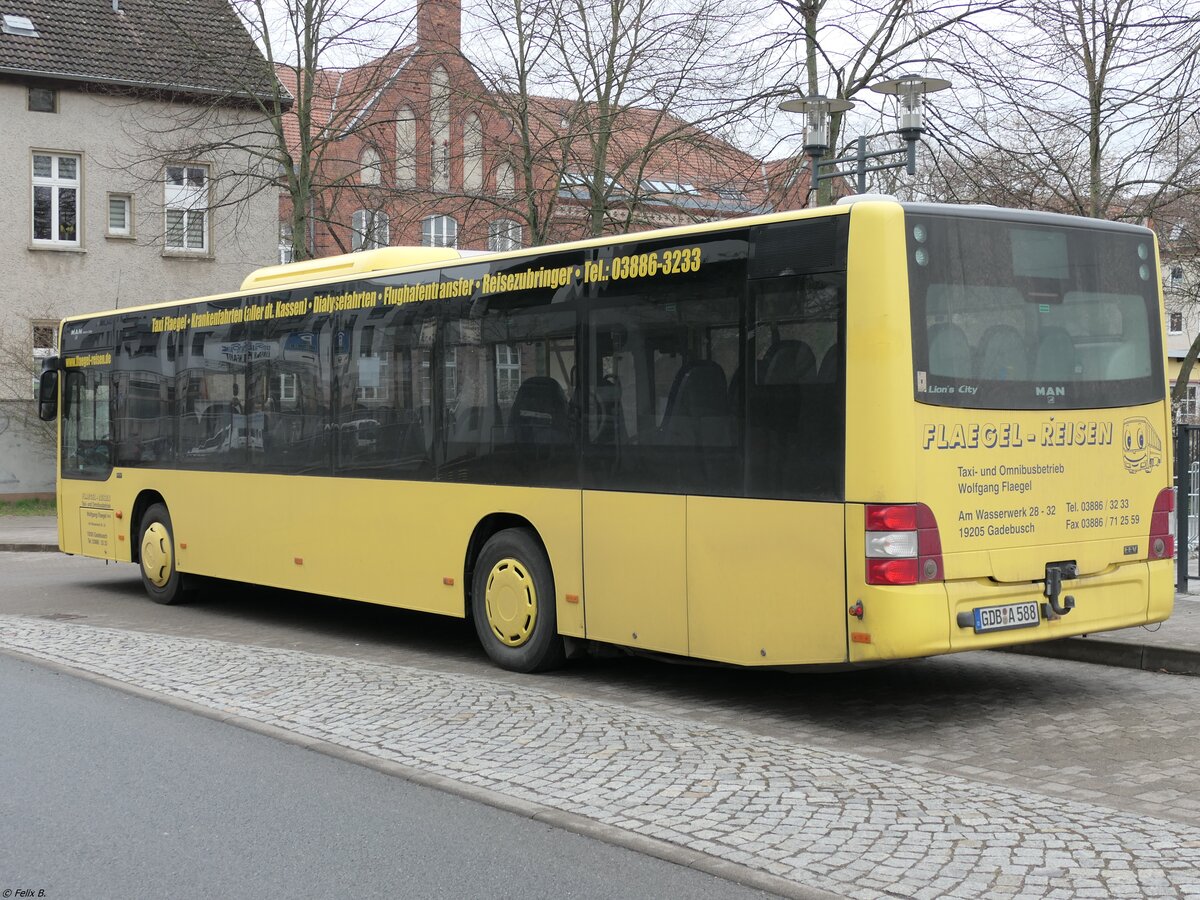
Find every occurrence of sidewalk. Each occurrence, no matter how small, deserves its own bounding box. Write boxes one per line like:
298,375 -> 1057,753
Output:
0,515 -> 58,552
4,514 -> 1200,676
1006,590 -> 1200,675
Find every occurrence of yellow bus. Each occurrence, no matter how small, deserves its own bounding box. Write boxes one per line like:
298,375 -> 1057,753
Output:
38,199 -> 1175,672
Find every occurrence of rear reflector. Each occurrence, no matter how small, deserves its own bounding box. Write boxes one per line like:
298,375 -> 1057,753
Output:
865,503 -> 943,585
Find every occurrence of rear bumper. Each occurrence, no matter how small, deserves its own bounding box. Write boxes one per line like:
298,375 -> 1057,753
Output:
847,558 -> 1173,662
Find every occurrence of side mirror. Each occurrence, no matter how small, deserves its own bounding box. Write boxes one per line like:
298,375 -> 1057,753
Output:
37,359 -> 59,422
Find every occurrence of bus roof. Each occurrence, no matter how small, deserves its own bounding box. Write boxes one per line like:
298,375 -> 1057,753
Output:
63,203 -> 861,322
240,246 -> 467,291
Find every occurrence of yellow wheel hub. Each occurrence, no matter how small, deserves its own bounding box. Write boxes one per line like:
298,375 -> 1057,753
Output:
484,557 -> 537,647
141,522 -> 172,588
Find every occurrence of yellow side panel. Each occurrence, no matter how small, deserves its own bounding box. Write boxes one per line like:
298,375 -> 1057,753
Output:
687,496 -> 846,665
60,472 -> 585,636
1147,559 -> 1175,623
583,491 -> 687,655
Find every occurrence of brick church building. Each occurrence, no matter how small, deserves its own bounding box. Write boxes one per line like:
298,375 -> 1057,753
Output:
278,0 -> 811,260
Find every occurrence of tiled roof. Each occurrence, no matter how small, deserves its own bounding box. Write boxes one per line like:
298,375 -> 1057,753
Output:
0,0 -> 282,102
521,96 -> 771,209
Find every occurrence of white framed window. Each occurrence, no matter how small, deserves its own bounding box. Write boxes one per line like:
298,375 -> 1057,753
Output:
463,113 -> 483,192
488,219 -> 522,252
278,373 -> 297,403
164,163 -> 209,252
396,107 -> 417,188
1183,384 -> 1200,421
32,320 -> 57,398
496,343 -> 520,406
421,214 -> 457,248
352,209 -> 389,250
107,193 -> 132,237
360,146 -> 382,185
1170,312 -> 1184,334
32,152 -> 80,246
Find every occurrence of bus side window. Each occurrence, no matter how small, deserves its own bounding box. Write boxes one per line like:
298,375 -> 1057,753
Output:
334,305 -> 427,479
250,298 -> 332,475
745,273 -> 845,500
438,253 -> 581,487
585,233 -> 747,496
176,300 -> 248,471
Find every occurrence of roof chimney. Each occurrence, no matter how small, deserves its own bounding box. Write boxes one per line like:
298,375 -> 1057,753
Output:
112,0 -> 122,12
417,0 -> 460,52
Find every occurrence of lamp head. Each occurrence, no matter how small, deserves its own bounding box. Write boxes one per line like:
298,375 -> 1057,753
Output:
870,74 -> 951,139
779,94 -> 855,157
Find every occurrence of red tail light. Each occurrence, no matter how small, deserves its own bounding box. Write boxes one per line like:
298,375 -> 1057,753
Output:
1149,487 -> 1175,560
865,503 -> 943,585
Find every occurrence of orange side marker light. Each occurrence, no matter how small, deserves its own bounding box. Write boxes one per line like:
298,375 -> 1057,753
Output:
851,632 -> 872,644
443,577 -> 455,586
294,557 -> 303,566
179,542 -> 188,550
565,594 -> 580,604
114,510 -> 123,519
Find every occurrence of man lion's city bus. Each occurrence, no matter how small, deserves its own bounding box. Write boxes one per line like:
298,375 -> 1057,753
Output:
39,199 -> 1174,672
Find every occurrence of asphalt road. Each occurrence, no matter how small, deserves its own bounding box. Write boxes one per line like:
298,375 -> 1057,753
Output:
0,651 -> 773,900
4,551 -> 1200,831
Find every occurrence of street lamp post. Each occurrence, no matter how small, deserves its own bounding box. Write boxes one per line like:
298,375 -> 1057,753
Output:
779,75 -> 951,203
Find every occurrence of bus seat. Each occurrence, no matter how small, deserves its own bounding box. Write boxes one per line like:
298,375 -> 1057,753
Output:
1033,327 -> 1078,381
1105,342 -> 1150,379
926,323 -> 972,379
762,340 -> 817,385
508,376 -> 570,445
658,360 -> 731,446
817,345 -> 838,383
975,325 -> 1027,381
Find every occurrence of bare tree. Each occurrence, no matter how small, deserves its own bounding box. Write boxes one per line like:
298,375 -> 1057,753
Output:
929,0 -> 1200,220
766,0 -> 1013,206
468,0 -> 770,244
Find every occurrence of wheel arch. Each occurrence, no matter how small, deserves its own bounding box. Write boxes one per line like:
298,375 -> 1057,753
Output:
463,513 -> 548,617
130,490 -> 167,563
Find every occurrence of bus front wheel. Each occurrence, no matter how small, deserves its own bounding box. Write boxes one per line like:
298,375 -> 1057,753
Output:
471,528 -> 565,673
138,503 -> 185,605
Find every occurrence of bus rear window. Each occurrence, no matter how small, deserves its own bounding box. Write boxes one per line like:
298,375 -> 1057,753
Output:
907,213 -> 1164,409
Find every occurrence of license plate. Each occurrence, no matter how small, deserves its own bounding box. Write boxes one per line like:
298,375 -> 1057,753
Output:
972,600 -> 1041,634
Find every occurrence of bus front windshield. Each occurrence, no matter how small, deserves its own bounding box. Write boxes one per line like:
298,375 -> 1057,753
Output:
907,211 -> 1164,410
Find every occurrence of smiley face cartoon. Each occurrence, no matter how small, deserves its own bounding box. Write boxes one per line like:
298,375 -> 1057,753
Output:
1122,417 -> 1161,473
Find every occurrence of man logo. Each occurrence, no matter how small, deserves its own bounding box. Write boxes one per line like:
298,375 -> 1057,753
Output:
1035,386 -> 1066,397
1122,417 -> 1162,473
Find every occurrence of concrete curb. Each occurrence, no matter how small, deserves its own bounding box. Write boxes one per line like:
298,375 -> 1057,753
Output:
1000,638 -> 1200,676
0,542 -> 58,552
0,645 -> 843,900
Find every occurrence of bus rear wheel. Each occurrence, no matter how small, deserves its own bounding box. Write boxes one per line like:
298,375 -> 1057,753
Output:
471,528 -> 565,673
138,503 -> 186,605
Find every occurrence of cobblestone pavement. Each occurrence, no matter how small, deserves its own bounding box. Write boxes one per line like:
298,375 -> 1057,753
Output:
2,616 -> 1199,900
